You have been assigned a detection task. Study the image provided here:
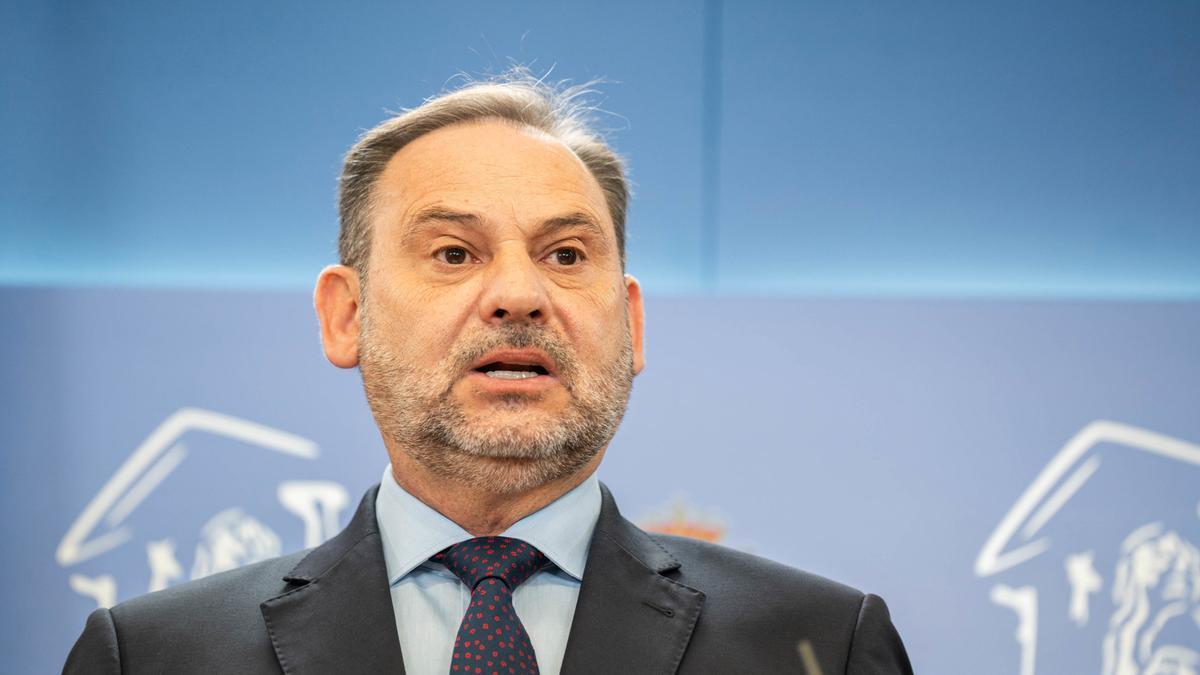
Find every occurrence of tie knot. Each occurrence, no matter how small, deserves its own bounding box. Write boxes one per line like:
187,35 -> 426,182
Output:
433,536 -> 548,590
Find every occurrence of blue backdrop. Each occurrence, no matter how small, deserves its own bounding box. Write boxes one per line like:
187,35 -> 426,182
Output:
4,0 -> 1198,295
3,2 -> 1199,673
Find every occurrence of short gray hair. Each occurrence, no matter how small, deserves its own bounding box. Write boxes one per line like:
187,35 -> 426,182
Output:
337,73 -> 629,281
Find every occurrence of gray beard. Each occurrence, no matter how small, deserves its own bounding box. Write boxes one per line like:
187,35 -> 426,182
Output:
358,315 -> 634,493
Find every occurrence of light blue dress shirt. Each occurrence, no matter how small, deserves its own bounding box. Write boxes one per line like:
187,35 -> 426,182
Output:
375,466 -> 601,675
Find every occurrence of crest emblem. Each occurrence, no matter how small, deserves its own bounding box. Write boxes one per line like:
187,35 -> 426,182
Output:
640,497 -> 726,543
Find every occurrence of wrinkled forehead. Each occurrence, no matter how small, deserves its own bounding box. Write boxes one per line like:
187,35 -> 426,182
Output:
372,119 -> 613,233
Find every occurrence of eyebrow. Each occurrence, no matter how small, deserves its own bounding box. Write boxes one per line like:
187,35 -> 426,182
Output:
405,206 -> 609,243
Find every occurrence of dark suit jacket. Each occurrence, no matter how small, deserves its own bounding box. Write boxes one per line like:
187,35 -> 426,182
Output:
64,484 -> 913,674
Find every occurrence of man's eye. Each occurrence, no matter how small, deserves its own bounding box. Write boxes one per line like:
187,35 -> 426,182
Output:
435,247 -> 470,265
551,248 -> 580,266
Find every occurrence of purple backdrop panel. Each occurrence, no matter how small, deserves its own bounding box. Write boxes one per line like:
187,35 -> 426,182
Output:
2,287 -> 1197,674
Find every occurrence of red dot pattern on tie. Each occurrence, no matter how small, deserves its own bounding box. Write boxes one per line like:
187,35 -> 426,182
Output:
433,536 -> 548,675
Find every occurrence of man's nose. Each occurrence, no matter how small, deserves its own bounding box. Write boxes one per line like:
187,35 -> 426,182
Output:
478,248 -> 549,324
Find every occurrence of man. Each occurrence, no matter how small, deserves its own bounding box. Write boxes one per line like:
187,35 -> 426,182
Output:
65,74 -> 913,674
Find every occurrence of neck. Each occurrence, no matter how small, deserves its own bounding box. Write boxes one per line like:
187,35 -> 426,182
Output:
387,449 -> 604,536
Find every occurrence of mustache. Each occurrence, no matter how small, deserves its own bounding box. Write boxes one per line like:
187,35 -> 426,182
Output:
450,323 -> 576,383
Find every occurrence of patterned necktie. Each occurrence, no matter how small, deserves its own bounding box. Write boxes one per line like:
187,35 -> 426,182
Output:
434,536 -> 548,675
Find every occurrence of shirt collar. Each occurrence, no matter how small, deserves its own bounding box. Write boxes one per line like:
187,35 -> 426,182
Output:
375,465 -> 601,585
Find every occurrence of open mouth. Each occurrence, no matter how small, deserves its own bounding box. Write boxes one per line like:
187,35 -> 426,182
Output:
474,362 -> 551,380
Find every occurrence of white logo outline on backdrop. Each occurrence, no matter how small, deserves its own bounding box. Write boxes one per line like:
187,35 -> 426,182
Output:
57,407 -> 349,608
976,420 -> 1200,675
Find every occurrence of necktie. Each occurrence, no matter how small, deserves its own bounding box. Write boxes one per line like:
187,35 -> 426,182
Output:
434,536 -> 548,674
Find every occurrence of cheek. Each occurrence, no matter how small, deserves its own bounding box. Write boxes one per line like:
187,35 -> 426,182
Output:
555,290 -> 628,358
370,281 -> 475,359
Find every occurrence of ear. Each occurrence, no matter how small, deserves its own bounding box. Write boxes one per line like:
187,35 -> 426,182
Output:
314,264 -> 362,369
625,274 -> 646,375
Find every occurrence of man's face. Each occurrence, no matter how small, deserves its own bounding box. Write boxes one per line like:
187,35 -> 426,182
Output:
353,120 -> 644,493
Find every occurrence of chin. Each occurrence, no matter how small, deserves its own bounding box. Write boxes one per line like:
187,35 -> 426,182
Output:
464,456 -> 577,494
455,422 -> 570,459
470,400 -> 566,427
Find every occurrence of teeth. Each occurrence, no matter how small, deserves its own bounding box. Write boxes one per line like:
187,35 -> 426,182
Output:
485,370 -> 540,380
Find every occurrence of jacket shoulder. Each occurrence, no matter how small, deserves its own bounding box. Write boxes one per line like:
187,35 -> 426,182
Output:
648,533 -> 913,674
651,532 -> 866,608
651,533 -> 893,672
101,551 -> 307,671
114,549 -> 307,619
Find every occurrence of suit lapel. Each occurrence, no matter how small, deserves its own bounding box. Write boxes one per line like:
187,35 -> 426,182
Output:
260,486 -> 406,674
560,484 -> 705,675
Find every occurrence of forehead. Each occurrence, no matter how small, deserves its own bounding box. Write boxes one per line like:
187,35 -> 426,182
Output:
373,119 -> 612,231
